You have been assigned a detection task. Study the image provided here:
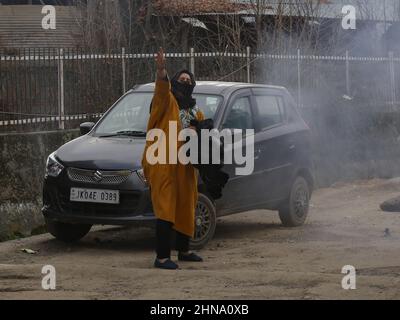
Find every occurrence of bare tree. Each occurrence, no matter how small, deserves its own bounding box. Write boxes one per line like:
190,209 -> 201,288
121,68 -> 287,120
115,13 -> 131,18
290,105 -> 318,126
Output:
75,0 -> 126,50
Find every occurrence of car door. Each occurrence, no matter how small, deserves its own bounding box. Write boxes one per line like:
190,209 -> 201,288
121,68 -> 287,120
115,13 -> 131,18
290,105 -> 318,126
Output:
216,89 -> 258,211
250,88 -> 296,204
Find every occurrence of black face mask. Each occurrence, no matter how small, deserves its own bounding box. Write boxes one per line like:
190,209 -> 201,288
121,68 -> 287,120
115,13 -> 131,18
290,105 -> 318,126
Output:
171,79 -> 195,96
171,79 -> 196,110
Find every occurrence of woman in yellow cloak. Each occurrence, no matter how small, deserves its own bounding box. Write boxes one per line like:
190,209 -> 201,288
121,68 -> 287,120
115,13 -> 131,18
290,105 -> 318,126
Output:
142,48 -> 204,270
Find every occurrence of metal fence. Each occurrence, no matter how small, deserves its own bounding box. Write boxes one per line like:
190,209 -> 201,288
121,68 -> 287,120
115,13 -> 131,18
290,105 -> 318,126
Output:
1,47 -> 400,133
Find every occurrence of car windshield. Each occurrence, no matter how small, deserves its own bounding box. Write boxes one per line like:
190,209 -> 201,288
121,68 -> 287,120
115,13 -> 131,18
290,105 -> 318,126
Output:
93,92 -> 223,136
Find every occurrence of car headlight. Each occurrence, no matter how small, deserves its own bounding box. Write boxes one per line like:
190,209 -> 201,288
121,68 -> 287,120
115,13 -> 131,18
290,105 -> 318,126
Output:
45,152 -> 64,178
136,168 -> 148,185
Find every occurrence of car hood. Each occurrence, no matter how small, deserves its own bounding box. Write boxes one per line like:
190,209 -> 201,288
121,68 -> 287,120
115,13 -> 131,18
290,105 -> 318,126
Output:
55,135 -> 146,170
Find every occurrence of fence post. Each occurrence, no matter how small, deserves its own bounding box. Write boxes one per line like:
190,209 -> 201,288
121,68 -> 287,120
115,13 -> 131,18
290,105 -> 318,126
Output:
58,48 -> 65,130
389,51 -> 396,105
247,46 -> 251,83
297,48 -> 302,108
190,47 -> 195,74
346,50 -> 350,96
122,47 -> 126,94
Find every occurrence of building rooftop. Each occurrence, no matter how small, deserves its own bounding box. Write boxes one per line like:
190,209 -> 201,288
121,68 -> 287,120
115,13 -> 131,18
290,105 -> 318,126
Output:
152,0 -> 399,22
0,5 -> 81,48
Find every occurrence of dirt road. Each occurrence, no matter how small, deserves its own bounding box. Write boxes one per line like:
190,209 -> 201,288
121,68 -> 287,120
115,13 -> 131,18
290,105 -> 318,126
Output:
1,179 -> 400,300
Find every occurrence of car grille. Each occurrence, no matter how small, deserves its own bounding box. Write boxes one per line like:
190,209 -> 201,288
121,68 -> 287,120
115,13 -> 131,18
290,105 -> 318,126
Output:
67,168 -> 132,185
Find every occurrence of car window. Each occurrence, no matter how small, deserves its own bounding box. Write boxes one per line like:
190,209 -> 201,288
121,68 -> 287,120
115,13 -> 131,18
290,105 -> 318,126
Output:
94,92 -> 153,135
222,96 -> 254,130
254,95 -> 285,130
94,92 -> 223,136
193,94 -> 222,120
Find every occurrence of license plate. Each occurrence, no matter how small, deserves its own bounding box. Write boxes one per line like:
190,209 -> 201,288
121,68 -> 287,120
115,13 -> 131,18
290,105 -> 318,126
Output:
70,188 -> 119,204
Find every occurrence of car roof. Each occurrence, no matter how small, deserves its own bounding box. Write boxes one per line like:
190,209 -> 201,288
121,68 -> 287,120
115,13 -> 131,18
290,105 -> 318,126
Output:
133,81 -> 287,96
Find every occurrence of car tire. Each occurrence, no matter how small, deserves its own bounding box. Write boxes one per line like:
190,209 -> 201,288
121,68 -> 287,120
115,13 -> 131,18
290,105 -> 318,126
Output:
190,193 -> 217,250
279,176 -> 310,227
45,219 -> 92,243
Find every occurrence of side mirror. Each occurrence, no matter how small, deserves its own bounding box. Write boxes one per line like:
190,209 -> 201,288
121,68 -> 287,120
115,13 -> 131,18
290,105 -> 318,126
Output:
80,122 -> 95,135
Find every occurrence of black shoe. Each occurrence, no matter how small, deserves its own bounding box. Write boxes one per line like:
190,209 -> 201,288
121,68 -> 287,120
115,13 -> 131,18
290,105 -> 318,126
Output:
178,252 -> 203,262
154,259 -> 179,270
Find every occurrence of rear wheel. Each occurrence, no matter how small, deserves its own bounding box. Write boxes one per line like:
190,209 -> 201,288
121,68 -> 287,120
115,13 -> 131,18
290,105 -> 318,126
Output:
46,219 -> 92,243
190,193 -> 217,250
279,176 -> 310,227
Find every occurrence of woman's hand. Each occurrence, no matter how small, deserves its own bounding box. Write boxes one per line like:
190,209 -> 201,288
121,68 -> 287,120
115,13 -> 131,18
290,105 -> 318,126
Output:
156,47 -> 167,80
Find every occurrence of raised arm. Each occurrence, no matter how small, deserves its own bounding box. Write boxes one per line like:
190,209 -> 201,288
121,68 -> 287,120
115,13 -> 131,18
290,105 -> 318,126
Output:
156,47 -> 167,81
151,48 -> 172,119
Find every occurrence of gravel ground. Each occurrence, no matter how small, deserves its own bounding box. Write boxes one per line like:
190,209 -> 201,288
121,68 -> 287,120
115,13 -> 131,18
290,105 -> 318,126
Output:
1,178 -> 400,300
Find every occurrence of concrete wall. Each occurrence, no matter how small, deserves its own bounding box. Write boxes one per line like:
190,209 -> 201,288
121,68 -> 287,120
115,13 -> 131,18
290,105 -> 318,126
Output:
0,129 -> 79,241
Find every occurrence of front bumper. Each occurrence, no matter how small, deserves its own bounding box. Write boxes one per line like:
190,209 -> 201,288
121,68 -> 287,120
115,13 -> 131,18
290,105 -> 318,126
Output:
42,169 -> 156,226
42,207 -> 156,225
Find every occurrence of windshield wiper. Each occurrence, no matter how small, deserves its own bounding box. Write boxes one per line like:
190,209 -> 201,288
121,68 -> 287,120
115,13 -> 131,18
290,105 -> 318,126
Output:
99,130 -> 147,138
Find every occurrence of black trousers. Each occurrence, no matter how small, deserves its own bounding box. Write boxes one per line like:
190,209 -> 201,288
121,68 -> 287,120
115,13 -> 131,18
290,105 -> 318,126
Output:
156,219 -> 190,259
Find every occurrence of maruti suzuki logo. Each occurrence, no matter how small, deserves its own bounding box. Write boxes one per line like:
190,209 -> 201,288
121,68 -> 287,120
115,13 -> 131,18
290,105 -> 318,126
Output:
93,171 -> 103,182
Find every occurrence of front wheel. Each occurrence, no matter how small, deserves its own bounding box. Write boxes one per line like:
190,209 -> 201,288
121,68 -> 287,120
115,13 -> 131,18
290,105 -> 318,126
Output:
279,176 -> 310,227
190,193 -> 217,250
46,219 -> 92,243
